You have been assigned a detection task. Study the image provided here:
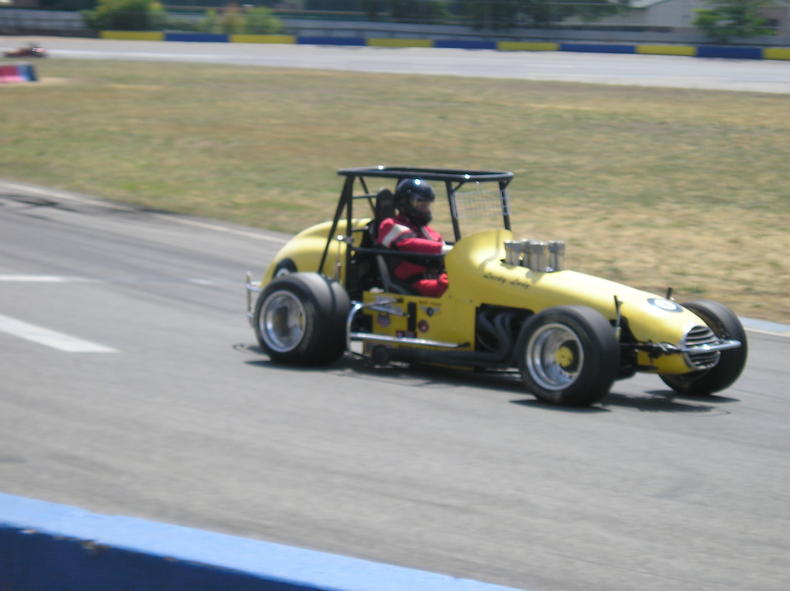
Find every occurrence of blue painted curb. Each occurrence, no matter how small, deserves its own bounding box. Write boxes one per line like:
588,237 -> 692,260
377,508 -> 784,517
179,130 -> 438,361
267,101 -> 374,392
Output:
696,45 -> 763,59
560,42 -> 636,54
435,39 -> 498,50
164,32 -> 230,43
0,493 -> 528,591
297,36 -> 366,46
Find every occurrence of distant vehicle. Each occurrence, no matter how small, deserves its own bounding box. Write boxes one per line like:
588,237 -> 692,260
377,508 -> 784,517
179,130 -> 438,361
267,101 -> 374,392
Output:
246,166 -> 747,406
3,43 -> 47,58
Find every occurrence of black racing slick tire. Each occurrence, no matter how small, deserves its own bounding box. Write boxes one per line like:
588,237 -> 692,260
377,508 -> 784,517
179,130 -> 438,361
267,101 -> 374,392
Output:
660,299 -> 748,396
515,306 -> 620,406
254,273 -> 350,366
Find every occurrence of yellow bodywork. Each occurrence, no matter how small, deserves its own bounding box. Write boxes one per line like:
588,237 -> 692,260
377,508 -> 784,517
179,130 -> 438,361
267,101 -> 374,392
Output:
261,220 -> 362,284
262,223 -> 707,375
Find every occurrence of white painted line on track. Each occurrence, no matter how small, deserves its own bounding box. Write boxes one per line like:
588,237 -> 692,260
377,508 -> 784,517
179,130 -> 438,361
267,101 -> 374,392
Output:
0,275 -> 236,286
0,275 -> 99,284
0,314 -> 118,353
0,275 -> 99,283
0,275 -> 69,282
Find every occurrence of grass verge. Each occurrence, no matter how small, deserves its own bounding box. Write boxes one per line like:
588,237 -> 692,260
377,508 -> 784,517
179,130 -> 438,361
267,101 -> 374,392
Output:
1,59 -> 788,321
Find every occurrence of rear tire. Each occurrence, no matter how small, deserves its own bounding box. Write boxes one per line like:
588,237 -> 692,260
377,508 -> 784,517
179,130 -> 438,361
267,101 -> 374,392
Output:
660,300 -> 747,395
515,306 -> 620,406
254,273 -> 349,365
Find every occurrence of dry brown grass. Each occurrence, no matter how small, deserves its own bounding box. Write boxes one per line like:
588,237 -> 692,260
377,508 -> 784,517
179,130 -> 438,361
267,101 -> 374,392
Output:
1,59 -> 788,320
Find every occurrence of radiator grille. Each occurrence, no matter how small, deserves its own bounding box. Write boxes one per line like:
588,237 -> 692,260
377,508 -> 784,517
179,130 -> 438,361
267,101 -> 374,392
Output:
683,325 -> 720,370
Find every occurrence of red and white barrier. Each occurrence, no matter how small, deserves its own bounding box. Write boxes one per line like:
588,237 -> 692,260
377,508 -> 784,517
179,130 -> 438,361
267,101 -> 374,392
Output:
0,63 -> 38,83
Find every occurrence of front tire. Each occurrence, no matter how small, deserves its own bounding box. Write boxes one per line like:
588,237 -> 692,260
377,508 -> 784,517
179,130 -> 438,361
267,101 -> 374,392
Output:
660,300 -> 747,395
254,273 -> 350,365
516,306 -> 620,406
273,258 -> 297,278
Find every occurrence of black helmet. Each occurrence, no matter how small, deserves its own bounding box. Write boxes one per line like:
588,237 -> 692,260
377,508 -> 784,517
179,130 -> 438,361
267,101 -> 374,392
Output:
394,178 -> 435,225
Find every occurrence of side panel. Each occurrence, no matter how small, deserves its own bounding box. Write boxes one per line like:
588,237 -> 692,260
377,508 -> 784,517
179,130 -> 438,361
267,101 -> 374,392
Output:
363,292 -> 476,350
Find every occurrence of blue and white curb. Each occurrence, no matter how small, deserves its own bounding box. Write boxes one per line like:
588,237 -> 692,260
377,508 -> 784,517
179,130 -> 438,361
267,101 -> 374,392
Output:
0,492 -> 528,591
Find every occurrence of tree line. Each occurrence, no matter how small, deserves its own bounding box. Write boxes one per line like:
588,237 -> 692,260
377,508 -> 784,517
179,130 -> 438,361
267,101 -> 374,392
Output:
72,0 -> 788,42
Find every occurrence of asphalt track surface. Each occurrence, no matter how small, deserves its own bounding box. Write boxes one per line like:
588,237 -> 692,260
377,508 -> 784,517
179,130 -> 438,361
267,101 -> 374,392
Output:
2,43 -> 790,590
1,179 -> 789,591
2,35 -> 790,93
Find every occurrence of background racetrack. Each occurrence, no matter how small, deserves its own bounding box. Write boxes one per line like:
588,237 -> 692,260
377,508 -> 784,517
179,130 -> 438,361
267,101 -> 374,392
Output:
1,179 -> 789,591
2,35 -> 790,93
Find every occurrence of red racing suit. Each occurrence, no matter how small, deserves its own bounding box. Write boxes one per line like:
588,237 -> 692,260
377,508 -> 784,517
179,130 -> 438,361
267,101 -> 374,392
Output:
377,213 -> 448,297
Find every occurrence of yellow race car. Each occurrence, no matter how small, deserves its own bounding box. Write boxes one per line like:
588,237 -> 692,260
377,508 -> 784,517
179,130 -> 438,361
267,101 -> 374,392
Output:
246,166 -> 746,406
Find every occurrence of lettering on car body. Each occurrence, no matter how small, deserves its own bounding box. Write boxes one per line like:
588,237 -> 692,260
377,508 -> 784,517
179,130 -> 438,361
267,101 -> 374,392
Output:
483,272 -> 531,290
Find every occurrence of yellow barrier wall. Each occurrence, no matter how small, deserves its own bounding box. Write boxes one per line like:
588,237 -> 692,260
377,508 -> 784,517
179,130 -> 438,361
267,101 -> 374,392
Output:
100,31 -> 165,41
230,34 -> 296,44
367,38 -> 434,48
498,41 -> 559,52
636,44 -> 696,57
763,47 -> 790,60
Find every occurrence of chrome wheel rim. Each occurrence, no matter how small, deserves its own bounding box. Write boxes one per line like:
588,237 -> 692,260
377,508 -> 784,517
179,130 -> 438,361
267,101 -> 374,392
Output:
526,323 -> 583,391
260,290 -> 305,352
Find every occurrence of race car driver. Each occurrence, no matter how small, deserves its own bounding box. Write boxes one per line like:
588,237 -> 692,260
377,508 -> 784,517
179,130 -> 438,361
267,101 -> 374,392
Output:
377,178 -> 452,297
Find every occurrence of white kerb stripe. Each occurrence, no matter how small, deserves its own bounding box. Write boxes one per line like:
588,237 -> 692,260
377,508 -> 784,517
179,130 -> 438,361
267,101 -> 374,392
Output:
0,314 -> 117,353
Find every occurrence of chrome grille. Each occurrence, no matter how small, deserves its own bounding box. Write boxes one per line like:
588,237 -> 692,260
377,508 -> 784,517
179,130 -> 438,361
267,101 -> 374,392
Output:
683,325 -> 721,370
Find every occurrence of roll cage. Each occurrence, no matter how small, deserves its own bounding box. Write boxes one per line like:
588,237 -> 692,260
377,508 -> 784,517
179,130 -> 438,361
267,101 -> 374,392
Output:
317,166 -> 514,293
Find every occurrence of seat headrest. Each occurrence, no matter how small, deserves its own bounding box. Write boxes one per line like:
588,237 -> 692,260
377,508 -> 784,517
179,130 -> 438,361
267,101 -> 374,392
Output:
375,188 -> 396,219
